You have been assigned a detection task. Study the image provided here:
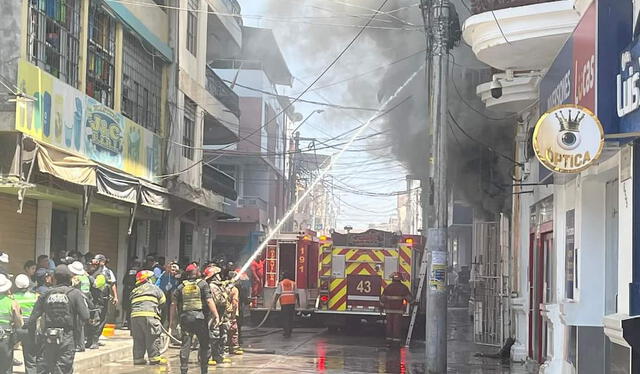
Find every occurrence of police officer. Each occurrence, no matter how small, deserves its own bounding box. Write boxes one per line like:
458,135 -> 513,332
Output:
69,261 -> 94,352
14,274 -> 38,373
203,266 -> 229,366
272,271 -> 298,338
86,254 -> 114,349
380,272 -> 412,346
28,264 -> 90,374
170,264 -> 219,374
130,270 -> 167,365
0,274 -> 22,374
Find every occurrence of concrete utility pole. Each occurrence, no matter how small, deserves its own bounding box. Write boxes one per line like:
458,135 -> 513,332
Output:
422,0 -> 449,371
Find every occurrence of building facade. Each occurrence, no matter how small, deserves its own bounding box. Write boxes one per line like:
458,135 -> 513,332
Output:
464,0 -> 640,372
0,0 -> 243,311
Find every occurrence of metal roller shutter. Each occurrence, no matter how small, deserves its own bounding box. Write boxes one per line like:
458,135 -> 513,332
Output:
90,213 -> 119,271
0,194 -> 37,276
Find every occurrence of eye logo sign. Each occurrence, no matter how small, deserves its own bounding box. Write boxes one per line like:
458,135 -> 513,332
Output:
533,104 -> 604,173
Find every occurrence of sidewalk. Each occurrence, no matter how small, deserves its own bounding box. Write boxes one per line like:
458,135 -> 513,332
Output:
13,329 -> 133,373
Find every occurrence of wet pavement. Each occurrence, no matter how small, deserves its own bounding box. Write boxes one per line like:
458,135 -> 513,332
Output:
17,308 -> 536,373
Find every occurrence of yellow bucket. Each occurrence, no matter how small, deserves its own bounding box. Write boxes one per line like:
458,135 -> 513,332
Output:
102,323 -> 116,337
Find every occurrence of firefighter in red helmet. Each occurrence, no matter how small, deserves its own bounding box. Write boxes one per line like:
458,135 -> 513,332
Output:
380,272 -> 412,346
129,270 -> 167,365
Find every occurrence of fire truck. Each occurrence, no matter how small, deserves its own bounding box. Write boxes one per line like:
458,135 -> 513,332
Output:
314,229 -> 423,329
251,229 -> 424,330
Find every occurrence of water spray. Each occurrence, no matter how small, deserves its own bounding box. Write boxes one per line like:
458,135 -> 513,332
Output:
234,63 -> 425,281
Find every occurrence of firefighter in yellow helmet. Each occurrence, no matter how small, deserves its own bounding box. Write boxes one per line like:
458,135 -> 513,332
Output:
129,270 -> 167,365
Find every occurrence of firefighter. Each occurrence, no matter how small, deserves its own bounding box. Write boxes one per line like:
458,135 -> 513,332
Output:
130,270 -> 167,365
28,264 -> 90,373
226,271 -> 242,355
14,274 -> 38,373
203,265 -> 230,366
380,272 -> 412,346
250,254 -> 264,306
271,271 -> 298,338
0,274 -> 22,374
170,263 -> 219,374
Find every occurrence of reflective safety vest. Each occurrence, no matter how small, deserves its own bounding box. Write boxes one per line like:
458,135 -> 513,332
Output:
181,280 -> 203,312
0,295 -> 14,329
14,291 -> 37,322
130,282 -> 165,318
76,275 -> 91,294
279,279 -> 296,305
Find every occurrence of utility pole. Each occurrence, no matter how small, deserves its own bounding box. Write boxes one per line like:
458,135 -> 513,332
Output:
422,0 -> 449,371
289,131 -> 301,230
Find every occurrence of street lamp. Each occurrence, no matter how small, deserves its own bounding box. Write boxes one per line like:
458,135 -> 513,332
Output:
291,109 -> 324,134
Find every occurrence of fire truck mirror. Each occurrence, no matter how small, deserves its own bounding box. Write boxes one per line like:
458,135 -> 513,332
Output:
384,256 -> 398,280
331,255 -> 345,278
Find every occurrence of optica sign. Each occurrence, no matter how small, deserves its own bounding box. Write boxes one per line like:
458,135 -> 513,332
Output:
539,0 -> 632,135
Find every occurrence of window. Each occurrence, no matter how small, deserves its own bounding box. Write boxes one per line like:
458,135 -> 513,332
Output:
183,97 -> 196,160
122,32 -> 164,133
28,0 -> 82,87
186,0 -> 198,55
86,1 -> 116,107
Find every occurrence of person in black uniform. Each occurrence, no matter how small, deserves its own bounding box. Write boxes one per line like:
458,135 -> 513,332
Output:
27,264 -> 90,374
170,264 -> 219,374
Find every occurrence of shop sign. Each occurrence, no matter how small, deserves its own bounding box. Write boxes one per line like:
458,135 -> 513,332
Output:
617,39 -> 640,133
538,0 -> 632,135
533,105 -> 604,173
15,60 -> 161,182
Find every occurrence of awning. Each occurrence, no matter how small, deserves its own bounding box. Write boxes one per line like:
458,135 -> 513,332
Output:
96,167 -> 139,204
36,142 -> 97,186
140,180 -> 171,211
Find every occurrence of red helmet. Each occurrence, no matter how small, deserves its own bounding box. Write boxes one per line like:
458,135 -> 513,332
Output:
203,266 -> 221,280
136,270 -> 154,284
185,263 -> 199,273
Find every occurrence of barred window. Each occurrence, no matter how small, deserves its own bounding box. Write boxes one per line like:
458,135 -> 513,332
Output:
28,0 -> 81,87
86,0 -> 116,107
122,32 -> 164,133
186,0 -> 198,55
183,97 -> 196,160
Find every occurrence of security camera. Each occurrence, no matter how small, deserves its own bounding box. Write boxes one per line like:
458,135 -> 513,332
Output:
490,78 -> 503,99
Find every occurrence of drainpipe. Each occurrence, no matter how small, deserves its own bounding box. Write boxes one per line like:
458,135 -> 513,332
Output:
631,139 -> 640,315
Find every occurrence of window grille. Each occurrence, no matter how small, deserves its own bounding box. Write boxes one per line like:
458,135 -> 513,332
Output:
86,0 -> 116,107
183,97 -> 196,160
28,0 -> 82,87
122,32 -> 163,133
186,0 -> 199,55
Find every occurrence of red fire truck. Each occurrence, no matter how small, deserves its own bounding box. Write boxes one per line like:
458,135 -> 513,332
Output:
250,229 -> 424,330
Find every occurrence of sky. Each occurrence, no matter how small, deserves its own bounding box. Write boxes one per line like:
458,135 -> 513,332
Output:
236,0 -> 416,232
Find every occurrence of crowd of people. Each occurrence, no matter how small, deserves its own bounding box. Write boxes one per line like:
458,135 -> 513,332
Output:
0,250 -> 252,374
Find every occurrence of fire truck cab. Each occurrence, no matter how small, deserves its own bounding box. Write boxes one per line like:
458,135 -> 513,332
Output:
314,229 -> 423,329
252,230 -> 320,311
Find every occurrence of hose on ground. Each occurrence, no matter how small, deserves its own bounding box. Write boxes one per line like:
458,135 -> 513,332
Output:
243,307 -> 273,331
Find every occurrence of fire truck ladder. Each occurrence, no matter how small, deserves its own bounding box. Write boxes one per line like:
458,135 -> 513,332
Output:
405,249 -> 429,347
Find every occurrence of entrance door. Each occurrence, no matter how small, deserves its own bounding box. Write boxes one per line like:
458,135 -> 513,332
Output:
529,226 -> 552,363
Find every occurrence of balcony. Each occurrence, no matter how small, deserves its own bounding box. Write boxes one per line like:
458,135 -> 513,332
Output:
202,164 -> 238,200
206,0 -> 242,61
462,0 -> 579,71
206,67 -> 240,118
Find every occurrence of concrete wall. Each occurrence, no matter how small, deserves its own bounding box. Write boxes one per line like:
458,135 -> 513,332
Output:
122,0 -> 169,44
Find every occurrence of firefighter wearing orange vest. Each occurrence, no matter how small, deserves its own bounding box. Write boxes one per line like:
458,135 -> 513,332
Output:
271,271 -> 298,338
380,272 -> 412,345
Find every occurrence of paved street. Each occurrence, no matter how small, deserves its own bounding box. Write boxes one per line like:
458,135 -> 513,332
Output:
55,308 -> 535,374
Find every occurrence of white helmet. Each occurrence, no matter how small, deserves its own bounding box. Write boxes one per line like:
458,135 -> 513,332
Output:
15,274 -> 30,289
68,261 -> 85,276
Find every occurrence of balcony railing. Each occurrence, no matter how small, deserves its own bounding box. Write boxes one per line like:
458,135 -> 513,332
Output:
470,0 -> 562,14
206,66 -> 240,118
202,164 -> 237,200
221,0 -> 242,26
